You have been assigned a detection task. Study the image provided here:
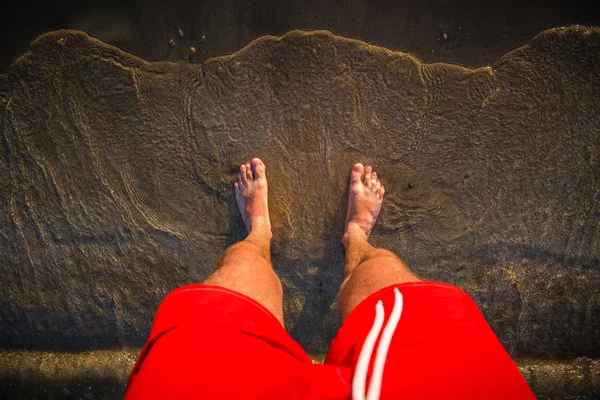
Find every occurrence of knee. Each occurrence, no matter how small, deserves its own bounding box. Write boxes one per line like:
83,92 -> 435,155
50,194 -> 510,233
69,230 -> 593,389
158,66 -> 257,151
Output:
362,248 -> 400,264
221,241 -> 264,262
227,240 -> 260,254
342,252 -> 417,288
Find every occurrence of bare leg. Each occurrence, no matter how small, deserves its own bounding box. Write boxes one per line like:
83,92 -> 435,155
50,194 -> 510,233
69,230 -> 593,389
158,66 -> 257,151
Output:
338,163 -> 420,320
204,158 -> 284,325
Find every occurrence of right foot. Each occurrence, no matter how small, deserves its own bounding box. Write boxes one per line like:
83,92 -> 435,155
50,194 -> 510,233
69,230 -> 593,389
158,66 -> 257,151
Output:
234,158 -> 272,237
344,163 -> 385,239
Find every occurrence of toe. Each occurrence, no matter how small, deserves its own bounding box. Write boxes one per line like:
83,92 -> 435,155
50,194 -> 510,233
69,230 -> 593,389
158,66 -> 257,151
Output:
379,186 -> 385,197
239,164 -> 248,184
351,163 -> 364,183
372,171 -> 377,180
252,158 -> 266,179
364,165 -> 373,182
234,182 -> 239,191
245,162 -> 253,180
376,180 -> 381,190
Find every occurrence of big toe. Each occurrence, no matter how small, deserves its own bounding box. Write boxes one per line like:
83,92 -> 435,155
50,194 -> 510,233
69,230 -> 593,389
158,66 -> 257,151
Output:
252,158 -> 266,179
351,163 -> 364,184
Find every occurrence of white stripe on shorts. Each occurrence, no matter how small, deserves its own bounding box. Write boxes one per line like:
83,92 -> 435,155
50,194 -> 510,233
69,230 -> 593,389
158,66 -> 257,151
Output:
352,288 -> 404,400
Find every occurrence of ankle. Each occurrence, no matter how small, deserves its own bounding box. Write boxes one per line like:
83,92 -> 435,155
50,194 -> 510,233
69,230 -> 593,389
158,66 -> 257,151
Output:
248,219 -> 273,241
342,224 -> 368,247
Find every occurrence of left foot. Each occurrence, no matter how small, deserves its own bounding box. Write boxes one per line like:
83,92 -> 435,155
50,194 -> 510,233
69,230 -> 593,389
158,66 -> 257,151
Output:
234,158 -> 272,236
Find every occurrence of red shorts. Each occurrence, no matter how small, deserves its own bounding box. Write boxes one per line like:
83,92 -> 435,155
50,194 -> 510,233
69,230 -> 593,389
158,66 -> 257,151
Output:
125,282 -> 534,399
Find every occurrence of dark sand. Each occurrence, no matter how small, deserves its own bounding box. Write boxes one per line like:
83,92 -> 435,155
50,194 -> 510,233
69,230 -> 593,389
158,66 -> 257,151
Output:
1,0 -> 599,72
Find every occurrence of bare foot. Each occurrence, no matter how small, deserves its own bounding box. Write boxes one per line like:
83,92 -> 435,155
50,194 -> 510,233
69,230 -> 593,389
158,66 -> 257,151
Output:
344,163 -> 385,239
234,158 -> 272,236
